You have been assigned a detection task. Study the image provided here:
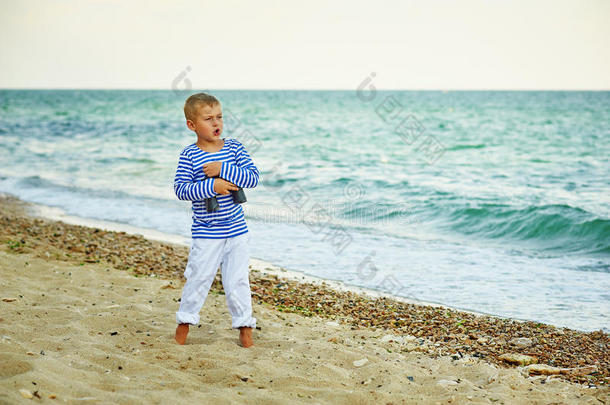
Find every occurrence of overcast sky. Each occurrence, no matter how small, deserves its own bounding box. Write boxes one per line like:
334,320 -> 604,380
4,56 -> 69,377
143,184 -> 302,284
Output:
1,0 -> 608,90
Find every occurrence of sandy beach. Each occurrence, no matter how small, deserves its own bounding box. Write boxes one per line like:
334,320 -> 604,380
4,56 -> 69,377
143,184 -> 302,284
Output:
1,194 -> 608,404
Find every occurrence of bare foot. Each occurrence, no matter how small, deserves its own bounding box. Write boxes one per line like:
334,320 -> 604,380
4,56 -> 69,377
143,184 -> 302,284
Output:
239,327 -> 254,348
175,323 -> 189,345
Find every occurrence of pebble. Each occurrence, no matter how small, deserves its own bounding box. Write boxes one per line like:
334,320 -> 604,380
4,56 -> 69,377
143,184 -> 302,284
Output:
19,389 -> 33,399
499,353 -> 537,366
562,365 -> 599,376
353,358 -> 369,367
509,337 -> 533,348
437,379 -> 459,387
524,364 -> 562,375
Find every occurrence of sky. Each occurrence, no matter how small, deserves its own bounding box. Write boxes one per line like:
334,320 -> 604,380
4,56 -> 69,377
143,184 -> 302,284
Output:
1,0 -> 608,90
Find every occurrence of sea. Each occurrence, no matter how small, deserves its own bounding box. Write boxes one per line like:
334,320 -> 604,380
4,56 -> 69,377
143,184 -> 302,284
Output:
0,89 -> 608,333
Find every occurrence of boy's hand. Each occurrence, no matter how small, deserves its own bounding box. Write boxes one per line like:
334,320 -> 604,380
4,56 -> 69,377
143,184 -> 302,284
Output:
203,162 -> 222,178
213,178 -> 239,195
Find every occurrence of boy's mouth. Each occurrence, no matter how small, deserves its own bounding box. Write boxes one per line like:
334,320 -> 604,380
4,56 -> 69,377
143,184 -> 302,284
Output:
214,128 -> 220,135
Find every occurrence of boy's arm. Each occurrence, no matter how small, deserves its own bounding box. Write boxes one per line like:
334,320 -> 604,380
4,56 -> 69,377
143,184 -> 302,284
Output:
219,141 -> 260,188
173,151 -> 217,201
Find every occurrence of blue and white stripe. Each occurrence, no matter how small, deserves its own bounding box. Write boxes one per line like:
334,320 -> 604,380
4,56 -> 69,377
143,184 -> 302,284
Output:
174,138 -> 260,239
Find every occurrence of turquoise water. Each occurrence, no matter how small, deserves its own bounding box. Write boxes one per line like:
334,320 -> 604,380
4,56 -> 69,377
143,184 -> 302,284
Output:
0,89 -> 608,332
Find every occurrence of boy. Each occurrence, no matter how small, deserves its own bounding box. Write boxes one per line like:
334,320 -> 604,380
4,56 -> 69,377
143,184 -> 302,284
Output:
173,92 -> 259,348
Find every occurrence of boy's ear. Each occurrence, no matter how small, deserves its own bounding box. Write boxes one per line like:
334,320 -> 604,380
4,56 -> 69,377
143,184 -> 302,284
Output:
186,119 -> 195,131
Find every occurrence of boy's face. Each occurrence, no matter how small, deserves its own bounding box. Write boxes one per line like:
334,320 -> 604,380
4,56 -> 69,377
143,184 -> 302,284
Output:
186,103 -> 223,142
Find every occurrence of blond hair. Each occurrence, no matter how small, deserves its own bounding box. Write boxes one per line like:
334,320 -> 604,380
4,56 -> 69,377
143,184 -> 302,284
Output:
183,93 -> 220,121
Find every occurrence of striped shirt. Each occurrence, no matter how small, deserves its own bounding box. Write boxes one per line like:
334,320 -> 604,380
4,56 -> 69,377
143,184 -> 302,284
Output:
173,138 -> 260,239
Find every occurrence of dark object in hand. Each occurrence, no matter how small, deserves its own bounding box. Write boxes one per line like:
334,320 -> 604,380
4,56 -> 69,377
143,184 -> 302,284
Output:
204,187 -> 247,212
205,196 -> 220,212
231,187 -> 247,204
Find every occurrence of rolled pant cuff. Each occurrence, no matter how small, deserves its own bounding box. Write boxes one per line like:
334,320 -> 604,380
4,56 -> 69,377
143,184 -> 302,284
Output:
232,316 -> 257,329
176,311 -> 200,325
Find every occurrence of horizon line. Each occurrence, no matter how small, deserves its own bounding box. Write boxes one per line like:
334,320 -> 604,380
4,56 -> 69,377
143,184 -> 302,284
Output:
1,87 -> 609,92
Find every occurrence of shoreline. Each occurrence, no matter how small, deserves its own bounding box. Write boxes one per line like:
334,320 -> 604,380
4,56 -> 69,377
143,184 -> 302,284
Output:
28,196 -> 506,322
24,196 -> 589,331
1,193 -> 608,393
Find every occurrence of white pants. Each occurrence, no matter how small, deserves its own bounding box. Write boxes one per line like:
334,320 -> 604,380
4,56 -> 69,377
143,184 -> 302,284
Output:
176,233 -> 257,329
